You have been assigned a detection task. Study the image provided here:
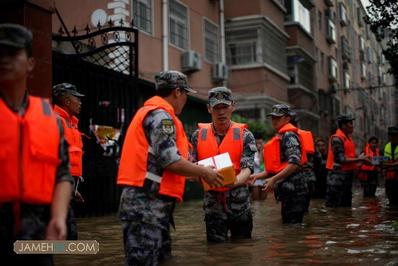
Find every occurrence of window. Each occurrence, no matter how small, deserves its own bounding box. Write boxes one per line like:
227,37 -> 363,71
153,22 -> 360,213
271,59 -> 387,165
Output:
343,71 -> 350,89
132,0 -> 152,34
328,57 -> 338,80
357,7 -> 363,27
378,66 -> 383,83
339,3 -> 348,26
169,0 -> 188,49
204,19 -> 219,63
326,19 -> 336,43
367,47 -> 372,63
359,35 -> 365,51
292,0 -> 311,33
226,29 -> 258,65
361,63 -> 366,79
260,26 -> 287,73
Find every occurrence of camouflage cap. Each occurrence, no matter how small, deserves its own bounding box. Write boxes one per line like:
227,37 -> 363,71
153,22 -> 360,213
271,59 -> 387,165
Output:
155,70 -> 197,93
208,87 -> 233,107
336,114 -> 355,123
267,104 -> 292,117
388,126 -> 398,134
53,83 -> 85,98
0,24 -> 32,50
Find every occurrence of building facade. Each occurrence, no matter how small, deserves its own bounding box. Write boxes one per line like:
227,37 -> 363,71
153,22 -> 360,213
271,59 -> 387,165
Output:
52,0 -> 395,145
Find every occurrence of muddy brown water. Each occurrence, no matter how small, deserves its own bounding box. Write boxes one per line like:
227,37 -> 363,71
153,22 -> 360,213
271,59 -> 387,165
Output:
55,184 -> 398,265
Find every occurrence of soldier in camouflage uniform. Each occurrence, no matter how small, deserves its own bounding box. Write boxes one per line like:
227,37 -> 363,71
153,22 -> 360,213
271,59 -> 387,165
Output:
0,24 -> 73,265
191,87 -> 256,242
255,104 -> 309,224
118,71 -> 222,265
290,112 -> 316,210
325,114 -> 371,207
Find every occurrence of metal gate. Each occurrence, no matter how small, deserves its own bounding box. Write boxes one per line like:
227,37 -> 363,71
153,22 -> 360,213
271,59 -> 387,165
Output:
52,21 -> 151,216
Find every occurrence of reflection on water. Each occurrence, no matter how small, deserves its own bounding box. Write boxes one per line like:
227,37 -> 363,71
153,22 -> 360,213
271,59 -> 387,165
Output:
55,184 -> 398,266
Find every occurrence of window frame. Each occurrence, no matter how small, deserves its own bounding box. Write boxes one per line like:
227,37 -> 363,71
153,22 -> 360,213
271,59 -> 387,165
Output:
203,17 -> 220,64
169,0 -> 189,50
226,28 -> 259,66
132,0 -> 154,35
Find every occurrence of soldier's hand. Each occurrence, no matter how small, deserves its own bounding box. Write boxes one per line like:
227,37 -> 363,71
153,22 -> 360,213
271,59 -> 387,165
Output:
202,166 -> 224,187
45,218 -> 67,240
246,174 -> 257,185
262,177 -> 275,193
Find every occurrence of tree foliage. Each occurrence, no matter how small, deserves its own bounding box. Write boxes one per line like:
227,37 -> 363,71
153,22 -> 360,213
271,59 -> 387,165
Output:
366,0 -> 398,81
232,114 -> 274,141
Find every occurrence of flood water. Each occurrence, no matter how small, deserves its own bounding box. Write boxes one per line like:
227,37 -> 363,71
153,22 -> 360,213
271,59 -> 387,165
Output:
55,183 -> 398,265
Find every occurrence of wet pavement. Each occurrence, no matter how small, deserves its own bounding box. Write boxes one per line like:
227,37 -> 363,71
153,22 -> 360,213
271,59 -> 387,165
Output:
55,183 -> 398,265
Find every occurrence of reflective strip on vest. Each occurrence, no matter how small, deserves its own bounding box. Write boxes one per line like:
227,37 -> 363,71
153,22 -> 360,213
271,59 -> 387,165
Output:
146,172 -> 162,183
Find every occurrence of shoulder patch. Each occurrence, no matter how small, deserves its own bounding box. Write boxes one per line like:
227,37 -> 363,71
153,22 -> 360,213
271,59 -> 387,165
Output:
161,119 -> 174,134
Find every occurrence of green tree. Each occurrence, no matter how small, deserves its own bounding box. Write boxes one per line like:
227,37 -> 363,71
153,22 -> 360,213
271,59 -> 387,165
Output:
366,0 -> 398,81
232,114 -> 274,141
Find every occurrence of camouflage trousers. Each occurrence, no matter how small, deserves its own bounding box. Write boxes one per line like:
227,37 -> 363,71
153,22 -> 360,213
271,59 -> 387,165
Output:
302,168 -> 316,211
203,186 -> 252,243
66,176 -> 80,240
360,171 -> 378,198
0,203 -> 54,266
119,186 -> 174,266
325,171 -> 353,207
274,172 -> 309,224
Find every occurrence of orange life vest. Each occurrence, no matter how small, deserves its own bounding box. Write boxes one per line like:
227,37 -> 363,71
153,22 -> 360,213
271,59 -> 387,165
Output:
361,144 -> 379,171
298,129 -> 315,154
357,144 -> 379,181
54,105 -> 83,177
326,129 -> 357,171
117,96 -> 189,202
197,122 -> 246,192
0,96 -> 60,204
263,123 -> 308,174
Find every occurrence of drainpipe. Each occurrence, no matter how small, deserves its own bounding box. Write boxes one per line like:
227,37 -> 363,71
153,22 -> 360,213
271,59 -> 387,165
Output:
219,0 -> 226,65
162,0 -> 169,71
219,0 -> 227,86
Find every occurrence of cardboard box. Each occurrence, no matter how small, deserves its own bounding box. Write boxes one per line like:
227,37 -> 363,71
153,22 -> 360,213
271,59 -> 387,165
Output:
198,153 -> 236,191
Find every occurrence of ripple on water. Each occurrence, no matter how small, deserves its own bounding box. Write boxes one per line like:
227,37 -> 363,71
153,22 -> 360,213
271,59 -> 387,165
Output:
346,223 -> 360,228
347,249 -> 361,254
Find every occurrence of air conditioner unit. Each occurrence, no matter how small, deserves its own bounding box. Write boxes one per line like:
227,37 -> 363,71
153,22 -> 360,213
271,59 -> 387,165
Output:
212,63 -> 228,82
181,50 -> 202,73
